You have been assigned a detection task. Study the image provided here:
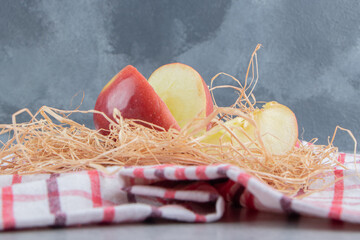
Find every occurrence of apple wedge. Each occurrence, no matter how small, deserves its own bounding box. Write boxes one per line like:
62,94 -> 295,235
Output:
148,63 -> 213,129
202,102 -> 298,155
253,102 -> 298,155
94,65 -> 180,134
201,117 -> 252,145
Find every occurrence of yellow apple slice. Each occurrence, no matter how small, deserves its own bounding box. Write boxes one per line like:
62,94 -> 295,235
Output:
201,102 -> 298,155
254,102 -> 298,155
201,117 -> 253,145
148,63 -> 213,129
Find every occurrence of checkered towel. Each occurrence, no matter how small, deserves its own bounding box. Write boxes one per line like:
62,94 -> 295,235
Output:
0,152 -> 359,230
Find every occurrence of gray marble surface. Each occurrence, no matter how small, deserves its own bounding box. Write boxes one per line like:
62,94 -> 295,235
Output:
1,1 -> 360,237
2,208 -> 359,240
0,0 -> 360,151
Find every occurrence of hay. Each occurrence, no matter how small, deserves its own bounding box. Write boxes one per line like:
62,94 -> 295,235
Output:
0,44 -> 353,197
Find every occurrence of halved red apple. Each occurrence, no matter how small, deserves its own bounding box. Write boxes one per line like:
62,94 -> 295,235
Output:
93,65 -> 180,134
148,63 -> 214,129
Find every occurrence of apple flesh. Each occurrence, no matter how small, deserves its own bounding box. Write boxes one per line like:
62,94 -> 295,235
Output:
94,65 -> 180,134
202,102 -> 298,155
148,63 -> 213,129
201,117 -> 252,145
253,102 -> 298,155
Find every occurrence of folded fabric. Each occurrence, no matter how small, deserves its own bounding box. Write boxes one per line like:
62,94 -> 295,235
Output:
0,152 -> 359,230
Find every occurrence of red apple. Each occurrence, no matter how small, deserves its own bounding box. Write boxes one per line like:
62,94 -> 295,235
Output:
148,63 -> 214,129
94,65 -> 180,134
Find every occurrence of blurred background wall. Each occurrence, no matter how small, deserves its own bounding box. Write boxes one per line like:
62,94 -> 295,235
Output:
0,0 -> 359,151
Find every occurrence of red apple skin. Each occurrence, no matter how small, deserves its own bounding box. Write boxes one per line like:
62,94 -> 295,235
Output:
201,74 -> 214,129
94,65 -> 180,134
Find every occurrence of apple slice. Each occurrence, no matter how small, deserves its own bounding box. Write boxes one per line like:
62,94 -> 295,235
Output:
148,63 -> 213,129
201,117 -> 252,145
94,65 -> 180,134
253,102 -> 298,155
201,102 -> 298,155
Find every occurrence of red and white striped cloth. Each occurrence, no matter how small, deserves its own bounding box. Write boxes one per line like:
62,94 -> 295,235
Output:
0,152 -> 359,230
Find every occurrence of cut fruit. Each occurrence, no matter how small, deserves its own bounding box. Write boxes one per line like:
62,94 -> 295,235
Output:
93,65 -> 180,134
201,101 -> 298,155
148,63 -> 213,129
201,117 -> 252,145
254,101 -> 298,155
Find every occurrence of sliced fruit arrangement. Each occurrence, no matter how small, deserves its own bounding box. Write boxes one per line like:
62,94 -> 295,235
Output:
202,101 -> 298,155
94,63 -> 298,155
94,63 -> 213,133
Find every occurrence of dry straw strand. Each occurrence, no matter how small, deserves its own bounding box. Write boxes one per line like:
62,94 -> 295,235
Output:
0,44 -> 352,197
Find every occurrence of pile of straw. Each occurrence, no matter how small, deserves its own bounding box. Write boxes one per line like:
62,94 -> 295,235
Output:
0,45 -> 351,196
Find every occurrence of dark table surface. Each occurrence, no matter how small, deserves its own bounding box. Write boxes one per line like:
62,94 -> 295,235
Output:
2,207 -> 359,240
